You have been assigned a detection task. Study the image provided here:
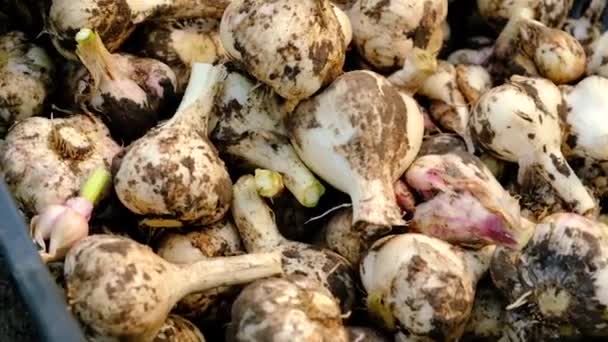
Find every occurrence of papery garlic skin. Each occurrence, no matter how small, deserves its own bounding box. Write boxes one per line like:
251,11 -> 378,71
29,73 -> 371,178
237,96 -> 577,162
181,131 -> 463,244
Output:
477,0 -> 572,29
220,0 -> 346,105
287,70 -> 424,229
348,0 -> 448,70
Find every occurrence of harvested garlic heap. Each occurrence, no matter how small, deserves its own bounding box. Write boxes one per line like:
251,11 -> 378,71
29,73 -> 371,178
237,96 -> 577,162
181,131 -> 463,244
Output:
9,0 -> 608,341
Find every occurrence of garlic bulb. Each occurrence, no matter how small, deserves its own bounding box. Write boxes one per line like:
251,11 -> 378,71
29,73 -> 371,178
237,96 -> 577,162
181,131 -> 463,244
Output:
114,63 -> 232,226
455,64 -> 493,105
587,31 -> 608,77
48,0 -> 231,59
228,276 -> 348,342
219,0 -> 347,107
447,46 -> 494,65
0,31 -> 54,136
348,0 -> 448,70
74,28 -> 177,143
287,70 -> 424,232
154,315 -> 206,342
156,219 -> 244,318
470,75 -> 597,216
361,233 -> 494,341
65,234 -> 282,341
136,18 -> 226,93
210,69 -> 326,207
462,281 -> 506,340
232,174 -> 356,313
494,8 -> 586,84
476,0 -> 572,29
405,151 -> 529,248
419,133 -> 468,156
562,17 -> 601,50
491,213 -> 608,337
1,114 -> 120,216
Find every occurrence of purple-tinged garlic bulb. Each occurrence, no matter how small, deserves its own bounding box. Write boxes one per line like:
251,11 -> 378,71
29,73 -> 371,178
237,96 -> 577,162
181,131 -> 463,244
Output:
219,0 -> 347,108
470,75 -> 597,216
405,151 -> 529,248
1,114 -> 120,216
210,69 -> 326,208
348,0 -> 448,71
491,213 -> 608,337
286,70 -> 424,233
232,175 -> 356,313
477,0 -> 572,29
74,28 -> 177,143
136,18 -> 225,93
493,8 -> 586,84
0,31 -> 54,136
65,234 -> 282,341
156,219 -> 243,318
228,276 -> 348,342
114,63 -> 232,226
361,233 -> 494,341
31,168 -> 111,263
48,0 -> 231,60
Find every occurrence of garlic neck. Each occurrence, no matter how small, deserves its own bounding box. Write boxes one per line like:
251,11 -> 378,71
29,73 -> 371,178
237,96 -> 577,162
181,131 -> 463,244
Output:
388,48 -> 438,95
495,7 -> 535,57
232,175 -> 286,252
351,178 -> 405,229
170,63 -> 227,134
173,252 -> 283,300
75,29 -> 123,90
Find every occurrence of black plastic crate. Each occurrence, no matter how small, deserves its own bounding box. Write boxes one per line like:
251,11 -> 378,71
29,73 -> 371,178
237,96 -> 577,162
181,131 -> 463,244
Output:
0,179 -> 86,342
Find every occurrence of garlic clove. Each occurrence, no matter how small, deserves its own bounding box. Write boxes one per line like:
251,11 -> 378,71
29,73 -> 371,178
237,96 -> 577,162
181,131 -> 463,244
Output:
219,0 -> 346,106
287,70 -> 424,230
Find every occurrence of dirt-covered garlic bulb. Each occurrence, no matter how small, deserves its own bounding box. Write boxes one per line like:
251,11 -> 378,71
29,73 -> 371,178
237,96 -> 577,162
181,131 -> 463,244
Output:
360,233 -> 494,341
493,8 -> 586,83
232,175 -> 356,313
348,0 -> 448,71
228,276 -> 348,342
419,133 -> 468,156
287,70 -> 424,233
136,18 -> 225,93
0,114 -> 120,216
491,212 -> 608,337
0,31 -> 54,136
477,0 -> 572,29
48,0 -> 231,59
405,151 -> 530,248
447,46 -> 494,65
154,315 -> 206,342
455,64 -> 493,105
587,31 -> 608,77
462,281 -> 506,341
65,234 -> 282,341
210,69 -> 326,208
114,63 -> 232,226
219,0 -> 347,108
73,29 -> 177,143
156,219 -> 244,318
470,75 -> 597,216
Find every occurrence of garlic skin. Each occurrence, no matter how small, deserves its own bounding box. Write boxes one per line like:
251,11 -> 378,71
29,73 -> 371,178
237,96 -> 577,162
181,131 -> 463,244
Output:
491,213 -> 608,337
219,0 -> 346,106
455,64 -> 492,105
65,234 -> 282,342
228,276 -> 348,342
418,62 -> 475,151
562,75 -> 608,161
154,315 -> 206,342
462,281 -> 506,341
156,219 -> 244,318
114,63 -> 232,226
494,8 -> 586,84
587,32 -> 608,77
1,114 -> 120,216
0,31 -> 54,136
470,75 -> 596,216
232,175 -> 356,313
360,233 -> 494,341
405,151 -> 529,248
136,18 -> 225,93
476,0 -> 572,29
210,70 -> 326,208
48,0 -> 231,59
348,0 -> 448,71
418,133 -> 468,156
562,17 -> 600,50
447,46 -> 494,65
74,29 -> 177,143
287,70 -> 424,231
